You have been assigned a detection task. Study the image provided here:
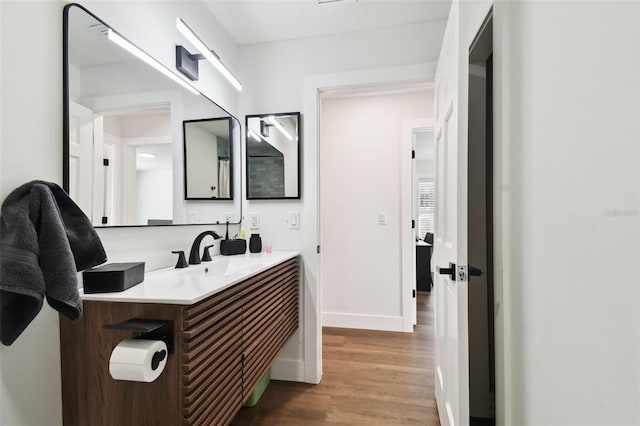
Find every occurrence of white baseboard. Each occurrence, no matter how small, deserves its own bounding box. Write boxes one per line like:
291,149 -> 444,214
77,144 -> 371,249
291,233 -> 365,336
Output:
270,358 -> 305,382
322,312 -> 404,332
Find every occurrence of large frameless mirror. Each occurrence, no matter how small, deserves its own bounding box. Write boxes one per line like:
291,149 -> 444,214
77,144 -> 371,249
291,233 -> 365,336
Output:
245,112 -> 301,200
63,3 -> 241,226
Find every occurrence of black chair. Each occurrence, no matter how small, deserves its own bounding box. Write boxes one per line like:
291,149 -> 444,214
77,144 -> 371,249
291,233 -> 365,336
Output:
424,232 -> 434,244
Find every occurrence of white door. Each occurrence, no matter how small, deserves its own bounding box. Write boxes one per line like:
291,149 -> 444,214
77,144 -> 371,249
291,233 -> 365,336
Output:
433,4 -> 469,426
68,102 -> 95,218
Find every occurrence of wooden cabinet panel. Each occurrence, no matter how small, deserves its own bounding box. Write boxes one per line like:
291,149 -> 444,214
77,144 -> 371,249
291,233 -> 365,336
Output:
60,302 -> 183,426
182,299 -> 243,425
60,257 -> 299,426
241,258 -> 299,400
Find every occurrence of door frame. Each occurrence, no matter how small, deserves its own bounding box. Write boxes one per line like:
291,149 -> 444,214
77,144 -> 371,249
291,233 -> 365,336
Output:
468,10 -> 496,422
302,62 -> 438,383
401,119 -> 434,332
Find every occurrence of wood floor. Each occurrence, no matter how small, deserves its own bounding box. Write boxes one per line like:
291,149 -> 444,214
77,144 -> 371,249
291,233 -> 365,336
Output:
230,292 -> 439,426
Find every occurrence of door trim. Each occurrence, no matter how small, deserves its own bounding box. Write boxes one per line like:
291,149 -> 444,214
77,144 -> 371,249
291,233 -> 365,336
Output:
303,62 -> 438,382
401,119 -> 433,332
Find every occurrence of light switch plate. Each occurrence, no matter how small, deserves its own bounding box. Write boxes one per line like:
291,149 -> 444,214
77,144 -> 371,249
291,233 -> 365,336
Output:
249,213 -> 260,230
288,211 -> 299,229
377,212 -> 387,225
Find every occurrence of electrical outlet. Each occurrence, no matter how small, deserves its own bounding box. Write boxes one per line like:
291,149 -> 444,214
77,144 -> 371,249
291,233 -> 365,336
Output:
224,212 -> 233,223
288,211 -> 299,229
249,213 -> 260,230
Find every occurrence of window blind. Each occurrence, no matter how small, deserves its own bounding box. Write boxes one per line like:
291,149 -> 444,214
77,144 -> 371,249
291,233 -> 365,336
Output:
418,179 -> 435,239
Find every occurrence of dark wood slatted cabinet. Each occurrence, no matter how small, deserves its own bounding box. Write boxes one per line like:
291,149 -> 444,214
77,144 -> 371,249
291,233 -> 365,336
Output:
60,257 -> 300,426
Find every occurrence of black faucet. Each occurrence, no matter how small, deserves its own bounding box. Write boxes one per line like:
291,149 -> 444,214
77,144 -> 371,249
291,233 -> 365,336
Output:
171,250 -> 188,268
188,231 -> 222,265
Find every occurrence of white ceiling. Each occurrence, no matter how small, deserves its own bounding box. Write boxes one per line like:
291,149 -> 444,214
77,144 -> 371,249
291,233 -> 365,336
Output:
204,0 -> 452,46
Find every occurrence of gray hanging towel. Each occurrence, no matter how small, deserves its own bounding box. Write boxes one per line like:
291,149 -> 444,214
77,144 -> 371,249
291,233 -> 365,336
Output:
0,180 -> 107,345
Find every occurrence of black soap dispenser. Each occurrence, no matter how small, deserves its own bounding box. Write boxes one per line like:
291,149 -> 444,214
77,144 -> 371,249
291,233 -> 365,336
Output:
249,234 -> 262,253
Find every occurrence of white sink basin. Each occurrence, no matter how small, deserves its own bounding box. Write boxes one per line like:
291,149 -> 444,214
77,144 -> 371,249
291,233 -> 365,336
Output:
146,256 -> 266,286
80,251 -> 299,305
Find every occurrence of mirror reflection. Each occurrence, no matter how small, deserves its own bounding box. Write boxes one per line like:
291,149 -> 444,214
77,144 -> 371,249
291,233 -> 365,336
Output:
245,112 -> 301,199
64,4 -> 241,226
183,118 -> 234,200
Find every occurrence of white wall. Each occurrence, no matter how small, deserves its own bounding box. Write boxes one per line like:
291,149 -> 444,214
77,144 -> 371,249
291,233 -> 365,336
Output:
496,1 -> 640,424
320,90 -> 433,330
136,169 -> 173,223
416,131 -> 435,180
0,2 -> 239,425
239,21 -> 445,112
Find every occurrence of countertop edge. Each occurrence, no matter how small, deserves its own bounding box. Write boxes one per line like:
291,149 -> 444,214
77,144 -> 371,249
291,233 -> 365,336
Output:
80,251 -> 300,305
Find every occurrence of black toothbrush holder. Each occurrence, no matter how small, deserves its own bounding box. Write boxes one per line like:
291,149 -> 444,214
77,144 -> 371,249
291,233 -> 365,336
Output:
249,234 -> 262,253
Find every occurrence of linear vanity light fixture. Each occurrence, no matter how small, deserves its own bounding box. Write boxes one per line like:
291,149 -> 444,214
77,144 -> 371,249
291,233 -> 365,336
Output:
176,18 -> 243,92
106,29 -> 200,96
138,152 -> 157,159
265,116 -> 293,141
248,129 -> 268,143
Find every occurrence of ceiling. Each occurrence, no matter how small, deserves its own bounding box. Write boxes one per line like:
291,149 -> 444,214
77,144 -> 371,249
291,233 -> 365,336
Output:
204,0 -> 452,46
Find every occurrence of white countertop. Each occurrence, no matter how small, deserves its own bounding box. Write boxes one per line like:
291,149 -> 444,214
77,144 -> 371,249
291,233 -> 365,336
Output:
80,251 -> 300,305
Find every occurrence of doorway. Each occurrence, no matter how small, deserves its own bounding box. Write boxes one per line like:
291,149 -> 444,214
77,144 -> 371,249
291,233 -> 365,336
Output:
468,12 -> 495,426
319,85 -> 433,332
413,128 -> 435,328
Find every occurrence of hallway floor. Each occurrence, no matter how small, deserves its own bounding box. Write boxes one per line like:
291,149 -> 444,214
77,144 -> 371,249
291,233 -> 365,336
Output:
230,292 -> 439,425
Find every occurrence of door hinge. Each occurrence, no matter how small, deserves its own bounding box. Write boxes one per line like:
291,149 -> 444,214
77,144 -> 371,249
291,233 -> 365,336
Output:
412,219 -> 415,229
317,245 -> 320,254
412,289 -> 416,298
103,158 -> 109,166
411,150 -> 415,159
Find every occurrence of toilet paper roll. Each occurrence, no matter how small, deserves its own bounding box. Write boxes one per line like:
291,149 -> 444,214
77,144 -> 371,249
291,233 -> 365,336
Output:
109,339 -> 168,383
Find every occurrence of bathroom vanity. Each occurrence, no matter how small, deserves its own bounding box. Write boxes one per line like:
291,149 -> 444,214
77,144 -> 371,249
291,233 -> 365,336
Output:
60,252 -> 300,426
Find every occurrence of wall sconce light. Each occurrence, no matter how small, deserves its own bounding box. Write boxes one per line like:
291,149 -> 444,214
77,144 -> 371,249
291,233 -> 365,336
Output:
107,29 -> 200,96
176,18 -> 243,91
260,120 -> 270,138
265,116 -> 293,141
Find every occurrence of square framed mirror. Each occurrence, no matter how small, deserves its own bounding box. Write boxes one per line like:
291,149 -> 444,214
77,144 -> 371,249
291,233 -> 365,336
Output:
245,112 -> 301,200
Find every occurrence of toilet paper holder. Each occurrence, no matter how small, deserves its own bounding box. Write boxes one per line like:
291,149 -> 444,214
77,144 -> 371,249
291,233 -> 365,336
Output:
104,319 -> 174,353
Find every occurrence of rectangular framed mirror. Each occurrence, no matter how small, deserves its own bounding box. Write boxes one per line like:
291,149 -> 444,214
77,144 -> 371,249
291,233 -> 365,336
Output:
245,112 -> 301,200
183,118 -> 234,200
63,3 -> 242,227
